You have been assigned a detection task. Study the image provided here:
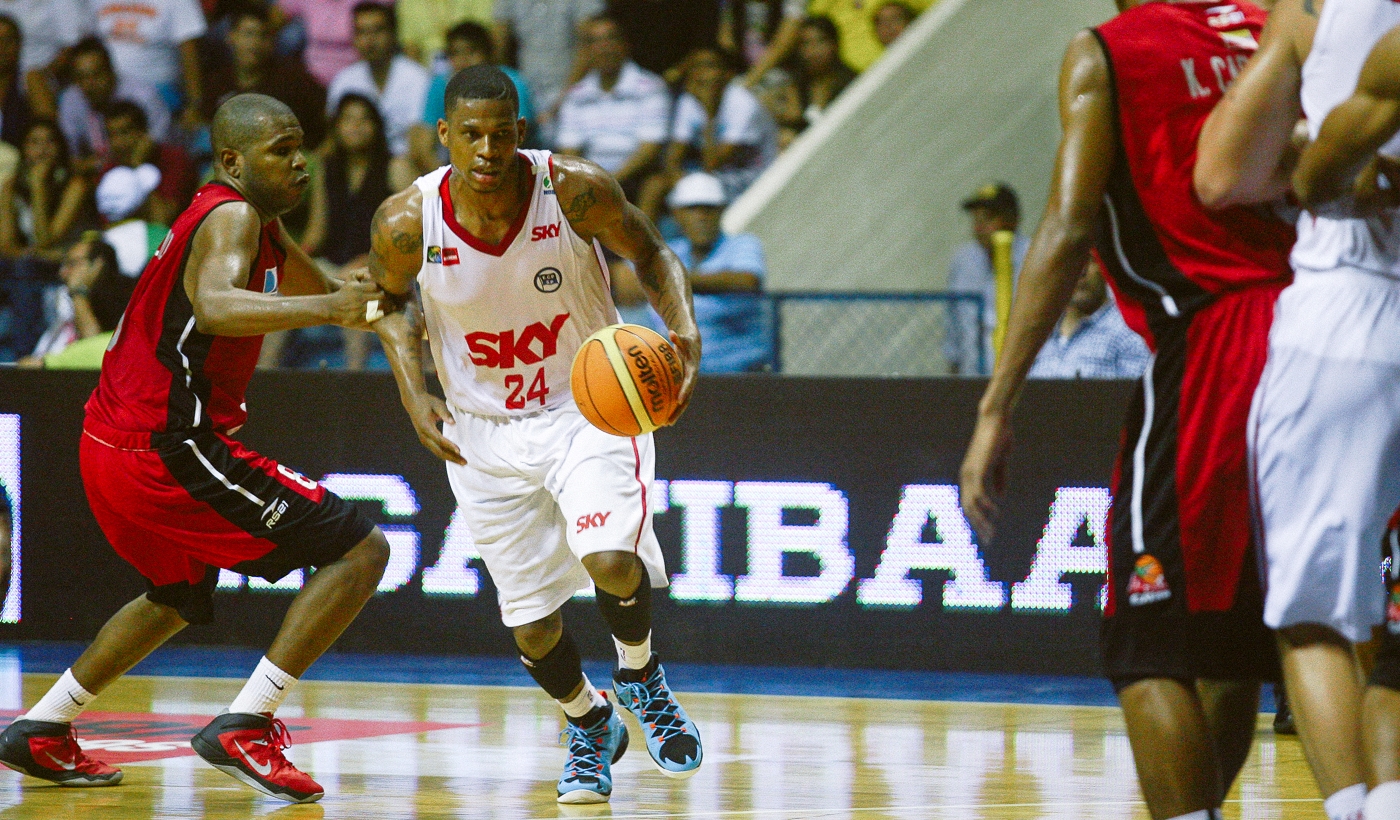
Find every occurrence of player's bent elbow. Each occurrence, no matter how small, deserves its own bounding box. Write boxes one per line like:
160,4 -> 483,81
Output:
1193,167 -> 1238,210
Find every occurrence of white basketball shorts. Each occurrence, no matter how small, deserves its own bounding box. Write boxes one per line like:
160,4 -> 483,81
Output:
1250,268 -> 1400,642
442,401 -> 668,628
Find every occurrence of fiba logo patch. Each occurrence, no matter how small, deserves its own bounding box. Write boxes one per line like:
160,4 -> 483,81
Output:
1127,554 -> 1171,606
534,267 -> 562,293
427,246 -> 442,264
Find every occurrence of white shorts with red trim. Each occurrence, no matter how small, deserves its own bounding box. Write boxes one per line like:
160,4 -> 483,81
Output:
443,400 -> 667,628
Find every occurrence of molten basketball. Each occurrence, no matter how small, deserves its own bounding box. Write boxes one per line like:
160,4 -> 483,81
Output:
571,324 -> 684,436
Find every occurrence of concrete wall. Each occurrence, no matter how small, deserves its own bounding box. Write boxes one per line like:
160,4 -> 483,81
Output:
724,0 -> 1113,292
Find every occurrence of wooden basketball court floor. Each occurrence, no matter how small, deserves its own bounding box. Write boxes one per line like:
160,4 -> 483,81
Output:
0,648 -> 1325,820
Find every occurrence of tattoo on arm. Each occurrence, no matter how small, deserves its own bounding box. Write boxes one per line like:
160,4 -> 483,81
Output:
564,188 -> 597,223
391,229 -> 421,255
1303,0 -> 1315,15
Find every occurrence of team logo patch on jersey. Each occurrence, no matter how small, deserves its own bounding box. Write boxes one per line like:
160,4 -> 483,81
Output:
1205,5 -> 1245,27
427,246 -> 460,266
534,267 -> 562,293
542,172 -> 555,195
262,268 -> 279,294
1218,28 -> 1258,51
1127,554 -> 1172,606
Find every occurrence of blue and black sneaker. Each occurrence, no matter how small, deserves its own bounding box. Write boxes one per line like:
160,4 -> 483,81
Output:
613,654 -> 702,778
556,700 -> 629,804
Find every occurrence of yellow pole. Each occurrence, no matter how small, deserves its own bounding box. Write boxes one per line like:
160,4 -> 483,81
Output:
990,230 -> 1015,364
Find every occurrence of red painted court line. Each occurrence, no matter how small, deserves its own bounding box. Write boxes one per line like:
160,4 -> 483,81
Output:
0,710 -> 481,763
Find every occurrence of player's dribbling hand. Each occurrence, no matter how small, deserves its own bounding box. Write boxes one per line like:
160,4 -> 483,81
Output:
959,414 -> 1013,545
407,393 -> 466,465
667,330 -> 702,424
328,271 -> 387,330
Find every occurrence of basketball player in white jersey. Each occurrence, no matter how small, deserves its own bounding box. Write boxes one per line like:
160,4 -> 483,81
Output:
367,66 -> 704,804
1196,2 -> 1400,818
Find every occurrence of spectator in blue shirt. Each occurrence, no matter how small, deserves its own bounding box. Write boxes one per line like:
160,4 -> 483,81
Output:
1028,258 -> 1150,380
664,172 -> 772,373
944,182 -> 1027,376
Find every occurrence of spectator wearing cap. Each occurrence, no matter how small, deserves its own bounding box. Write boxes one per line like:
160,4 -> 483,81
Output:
102,101 -> 196,224
396,0 -> 493,66
641,46 -> 778,220
1029,258 -> 1150,380
408,21 -> 533,175
555,16 -> 668,200
276,0 -> 389,88
96,163 -> 168,278
493,0 -> 605,143
202,6 -> 327,149
807,0 -> 932,71
57,36 -> 171,165
89,0 -> 206,120
326,3 -> 430,161
667,172 -> 771,373
944,182 -> 1029,376
19,234 -> 133,369
873,1 -> 917,48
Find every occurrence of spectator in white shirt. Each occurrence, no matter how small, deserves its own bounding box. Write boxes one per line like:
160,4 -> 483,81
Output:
56,37 -> 170,168
492,0 -> 604,144
0,0 -> 92,75
89,0 -> 205,120
555,16 -> 668,198
641,46 -> 777,220
326,2 -> 430,165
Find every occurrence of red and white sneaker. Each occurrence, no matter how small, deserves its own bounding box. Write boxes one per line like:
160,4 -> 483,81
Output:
190,712 -> 322,803
0,719 -> 122,786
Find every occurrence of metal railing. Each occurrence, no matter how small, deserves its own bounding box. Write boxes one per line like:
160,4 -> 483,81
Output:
762,292 -> 986,376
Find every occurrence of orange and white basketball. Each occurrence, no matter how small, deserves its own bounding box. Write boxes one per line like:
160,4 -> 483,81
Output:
571,324 -> 684,436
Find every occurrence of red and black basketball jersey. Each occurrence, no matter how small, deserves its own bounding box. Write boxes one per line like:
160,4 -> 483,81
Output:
86,183 -> 284,437
1093,1 -> 1294,346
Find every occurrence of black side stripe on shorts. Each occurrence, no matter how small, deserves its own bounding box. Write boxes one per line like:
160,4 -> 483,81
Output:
158,434 -> 323,550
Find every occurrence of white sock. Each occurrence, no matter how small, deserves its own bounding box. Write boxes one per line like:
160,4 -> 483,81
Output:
1324,783 -> 1367,820
228,656 -> 297,715
1364,781 -> 1400,820
615,632 -> 651,670
559,676 -> 607,719
23,669 -> 94,724
1165,810 -> 1219,820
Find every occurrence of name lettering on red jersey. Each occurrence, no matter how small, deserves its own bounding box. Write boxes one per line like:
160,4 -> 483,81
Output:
531,222 -> 562,241
1181,58 -> 1211,99
465,312 -> 571,369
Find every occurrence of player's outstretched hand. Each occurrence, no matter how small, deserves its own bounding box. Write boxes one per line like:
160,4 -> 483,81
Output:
959,414 -> 1013,545
328,271 -> 386,330
407,392 -> 466,465
667,329 -> 702,424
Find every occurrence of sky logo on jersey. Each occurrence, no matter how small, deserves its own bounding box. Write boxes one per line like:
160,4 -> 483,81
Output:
532,222 -> 562,241
262,268 -> 278,294
577,511 -> 611,533
465,312 -> 571,368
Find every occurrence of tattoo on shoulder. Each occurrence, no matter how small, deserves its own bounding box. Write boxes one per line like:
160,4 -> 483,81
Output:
1303,0 -> 1315,16
391,228 -> 421,255
565,188 -> 597,223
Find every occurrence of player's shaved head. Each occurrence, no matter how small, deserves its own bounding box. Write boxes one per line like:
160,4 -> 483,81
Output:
212,93 -> 299,154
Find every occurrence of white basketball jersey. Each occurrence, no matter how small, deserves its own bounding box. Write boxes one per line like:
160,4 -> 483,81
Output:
1293,0 -> 1400,279
415,150 -> 619,416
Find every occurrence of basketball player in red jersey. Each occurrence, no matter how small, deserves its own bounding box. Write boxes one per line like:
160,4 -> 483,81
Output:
959,3 -> 1293,819
368,67 -> 702,803
0,94 -> 391,804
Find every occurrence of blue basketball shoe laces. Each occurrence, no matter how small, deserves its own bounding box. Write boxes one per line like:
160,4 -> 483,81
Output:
556,701 -> 628,804
613,655 -> 702,778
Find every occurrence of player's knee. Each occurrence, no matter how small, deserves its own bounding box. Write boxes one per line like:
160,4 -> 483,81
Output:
346,528 -> 391,587
581,550 -> 643,596
513,612 -> 564,659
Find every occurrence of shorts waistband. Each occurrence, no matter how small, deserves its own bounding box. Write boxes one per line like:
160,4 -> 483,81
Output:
451,402 -> 571,424
82,417 -> 211,451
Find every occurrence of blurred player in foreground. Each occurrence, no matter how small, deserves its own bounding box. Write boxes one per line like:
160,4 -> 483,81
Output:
369,66 -> 703,804
959,2 -> 1295,818
1196,0 -> 1400,815
0,94 -> 391,804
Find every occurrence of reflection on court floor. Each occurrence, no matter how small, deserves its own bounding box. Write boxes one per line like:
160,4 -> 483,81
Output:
0,666 -> 1322,819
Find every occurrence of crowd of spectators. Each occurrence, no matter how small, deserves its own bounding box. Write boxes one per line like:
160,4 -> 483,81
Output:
0,0 -> 925,372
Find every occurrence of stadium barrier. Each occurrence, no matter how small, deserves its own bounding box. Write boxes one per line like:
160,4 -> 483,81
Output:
0,371 -> 1132,676
768,292 -> 985,376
